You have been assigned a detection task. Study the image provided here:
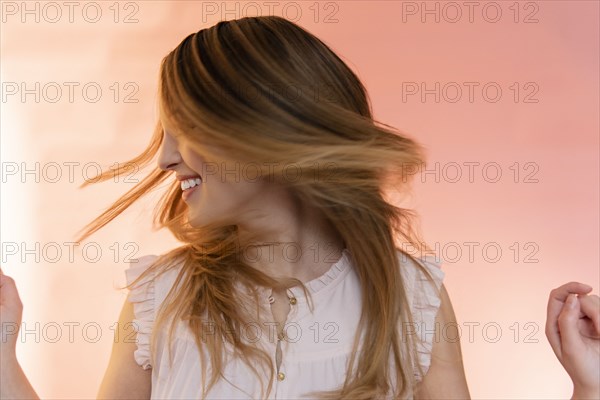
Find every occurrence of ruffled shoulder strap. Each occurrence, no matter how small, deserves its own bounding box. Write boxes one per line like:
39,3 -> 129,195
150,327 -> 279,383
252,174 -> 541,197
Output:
398,252 -> 446,382
124,255 -> 159,370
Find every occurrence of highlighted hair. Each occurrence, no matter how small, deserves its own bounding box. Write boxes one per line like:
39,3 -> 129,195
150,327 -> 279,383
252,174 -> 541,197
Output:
77,16 -> 440,399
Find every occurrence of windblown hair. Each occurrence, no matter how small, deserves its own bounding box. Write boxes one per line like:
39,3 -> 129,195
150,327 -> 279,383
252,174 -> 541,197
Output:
77,16 -> 441,399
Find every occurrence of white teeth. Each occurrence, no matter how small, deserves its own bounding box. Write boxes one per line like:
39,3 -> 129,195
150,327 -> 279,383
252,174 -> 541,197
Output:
180,177 -> 202,191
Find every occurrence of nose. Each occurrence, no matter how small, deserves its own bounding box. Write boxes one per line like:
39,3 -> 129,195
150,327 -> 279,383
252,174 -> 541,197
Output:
157,130 -> 182,171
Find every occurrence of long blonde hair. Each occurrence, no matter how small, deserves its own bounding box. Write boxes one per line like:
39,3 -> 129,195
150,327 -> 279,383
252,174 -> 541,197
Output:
77,16 -> 440,399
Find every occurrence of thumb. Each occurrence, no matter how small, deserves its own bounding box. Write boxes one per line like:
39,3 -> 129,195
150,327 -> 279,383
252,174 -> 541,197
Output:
0,270 -> 22,305
558,294 -> 585,355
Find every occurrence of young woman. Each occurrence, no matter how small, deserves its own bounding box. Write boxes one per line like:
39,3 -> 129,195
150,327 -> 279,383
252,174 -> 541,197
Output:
1,16 -> 598,400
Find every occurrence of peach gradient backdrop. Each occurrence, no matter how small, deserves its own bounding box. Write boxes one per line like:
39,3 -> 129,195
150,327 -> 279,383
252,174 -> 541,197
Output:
1,1 -> 598,399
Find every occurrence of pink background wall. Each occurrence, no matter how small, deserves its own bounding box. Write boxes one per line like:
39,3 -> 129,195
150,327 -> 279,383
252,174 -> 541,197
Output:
1,1 -> 598,398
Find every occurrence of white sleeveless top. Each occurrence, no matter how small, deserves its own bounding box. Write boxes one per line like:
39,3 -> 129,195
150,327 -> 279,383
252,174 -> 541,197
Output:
124,248 -> 445,399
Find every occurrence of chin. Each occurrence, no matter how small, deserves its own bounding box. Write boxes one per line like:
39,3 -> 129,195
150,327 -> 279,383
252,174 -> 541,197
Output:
187,211 -> 218,229
188,216 -> 203,228
185,209 -> 201,227
187,204 -> 235,229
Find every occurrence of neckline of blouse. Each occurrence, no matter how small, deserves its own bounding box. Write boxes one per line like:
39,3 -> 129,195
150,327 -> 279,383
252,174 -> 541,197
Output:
256,247 -> 352,303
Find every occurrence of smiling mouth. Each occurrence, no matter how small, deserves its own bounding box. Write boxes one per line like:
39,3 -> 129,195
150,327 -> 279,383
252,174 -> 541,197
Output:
180,176 -> 202,191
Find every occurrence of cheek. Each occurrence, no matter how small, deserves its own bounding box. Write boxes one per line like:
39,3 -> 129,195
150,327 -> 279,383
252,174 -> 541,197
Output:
210,175 -> 265,205
189,162 -> 266,208
187,180 -> 262,227
180,147 -> 207,176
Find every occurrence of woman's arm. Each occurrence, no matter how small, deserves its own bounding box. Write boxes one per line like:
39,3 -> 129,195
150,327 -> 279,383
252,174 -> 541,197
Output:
0,267 -> 40,399
0,352 -> 40,399
0,267 -> 152,400
96,298 -> 152,399
414,283 -> 471,399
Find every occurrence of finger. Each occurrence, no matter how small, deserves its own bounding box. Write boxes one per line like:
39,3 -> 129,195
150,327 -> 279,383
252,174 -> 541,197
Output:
547,282 -> 593,324
558,294 -> 586,356
0,272 -> 22,305
551,282 -> 593,299
578,294 -> 600,335
546,282 -> 593,356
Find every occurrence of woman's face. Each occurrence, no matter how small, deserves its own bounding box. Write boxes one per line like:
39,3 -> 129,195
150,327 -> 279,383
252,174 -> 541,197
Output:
157,125 -> 270,228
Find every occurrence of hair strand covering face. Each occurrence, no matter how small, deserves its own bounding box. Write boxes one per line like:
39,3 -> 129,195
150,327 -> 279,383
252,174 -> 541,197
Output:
75,15 -> 441,399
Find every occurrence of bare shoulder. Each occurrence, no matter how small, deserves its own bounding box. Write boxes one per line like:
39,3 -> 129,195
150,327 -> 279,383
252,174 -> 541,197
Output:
414,284 -> 471,399
96,298 -> 152,399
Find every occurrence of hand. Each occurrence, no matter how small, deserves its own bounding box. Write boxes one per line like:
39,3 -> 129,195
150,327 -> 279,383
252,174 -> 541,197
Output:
0,265 -> 23,358
545,281 -> 600,399
0,266 -> 41,399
